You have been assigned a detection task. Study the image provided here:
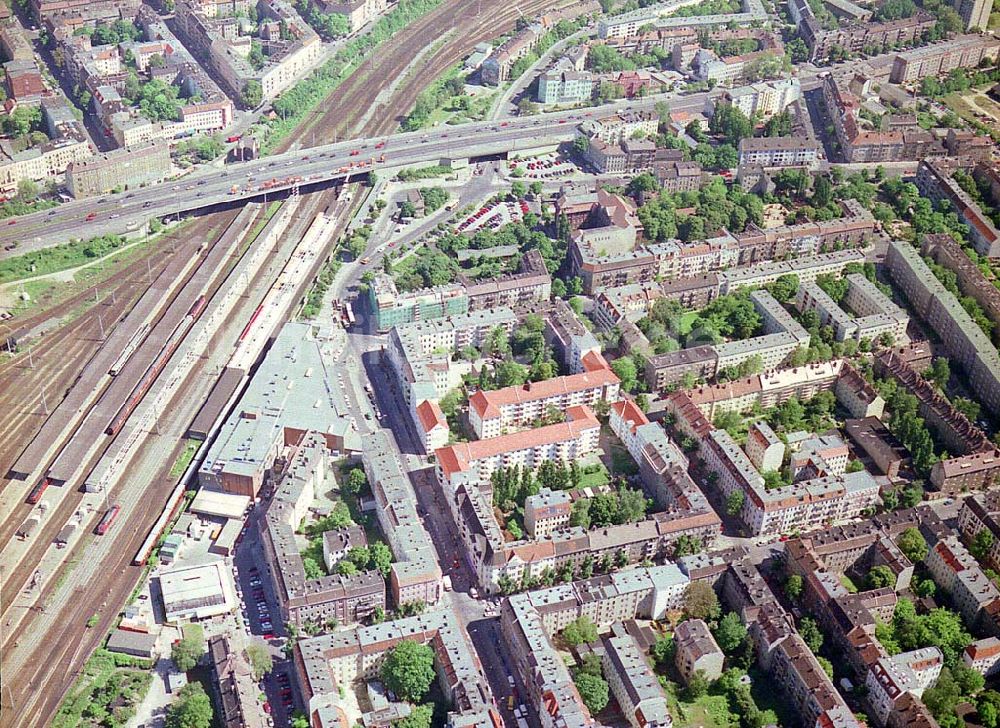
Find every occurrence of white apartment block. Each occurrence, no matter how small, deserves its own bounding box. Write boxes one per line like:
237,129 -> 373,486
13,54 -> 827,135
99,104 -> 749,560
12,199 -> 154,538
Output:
468,367 -> 620,438
436,406 -> 601,486
722,78 -> 801,120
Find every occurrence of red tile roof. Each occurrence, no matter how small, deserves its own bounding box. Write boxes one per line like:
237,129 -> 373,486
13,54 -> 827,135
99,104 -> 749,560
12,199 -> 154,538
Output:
469,368 -> 618,419
416,399 -> 447,433
435,406 -> 600,479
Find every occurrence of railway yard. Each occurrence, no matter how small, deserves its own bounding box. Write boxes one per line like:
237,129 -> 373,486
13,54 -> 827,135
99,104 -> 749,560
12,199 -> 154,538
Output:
0,0 -> 568,723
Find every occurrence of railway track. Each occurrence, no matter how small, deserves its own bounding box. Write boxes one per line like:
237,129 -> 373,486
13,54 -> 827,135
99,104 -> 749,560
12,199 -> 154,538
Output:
0,0 -> 578,721
6,190 -> 338,727
0,221 -> 224,537
276,0 -> 584,150
0,211 -> 245,612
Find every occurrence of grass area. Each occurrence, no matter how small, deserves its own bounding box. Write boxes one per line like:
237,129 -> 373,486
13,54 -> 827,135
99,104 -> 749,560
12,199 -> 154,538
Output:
578,463 -> 610,489
841,574 -> 859,593
666,690 -> 734,728
747,667 -> 789,727
677,311 -> 699,336
53,649 -> 154,728
396,165 -> 456,182
0,234 -> 135,284
942,91 -> 1000,143
609,440 -> 640,477
257,0 -> 446,153
169,440 -> 199,478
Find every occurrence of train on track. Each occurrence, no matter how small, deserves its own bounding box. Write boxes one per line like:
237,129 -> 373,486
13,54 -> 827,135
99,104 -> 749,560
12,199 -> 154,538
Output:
26,477 -> 50,505
95,504 -> 121,535
104,295 -> 208,437
109,323 -> 150,377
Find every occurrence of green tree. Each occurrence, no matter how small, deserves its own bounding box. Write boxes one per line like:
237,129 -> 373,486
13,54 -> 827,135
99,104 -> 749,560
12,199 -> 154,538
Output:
240,79 -> 263,108
570,498 -> 591,529
573,672 -> 609,714
725,490 -> 745,517
396,704 -> 433,728
683,581 -> 720,621
714,612 -> 748,653
610,356 -> 638,393
784,574 -> 804,601
867,565 -> 895,589
165,682 -> 213,728
371,541 -> 392,578
171,624 -> 205,672
245,641 -> 273,681
651,636 -> 675,666
347,545 -> 371,569
971,530 -> 995,562
897,527 -> 928,564
562,616 -> 599,646
344,468 -> 367,495
686,669 -> 710,699
380,640 -> 435,702
799,617 -> 824,653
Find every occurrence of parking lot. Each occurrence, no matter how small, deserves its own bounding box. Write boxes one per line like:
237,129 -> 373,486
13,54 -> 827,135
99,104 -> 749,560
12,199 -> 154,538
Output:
457,198 -> 531,233
508,153 -> 576,180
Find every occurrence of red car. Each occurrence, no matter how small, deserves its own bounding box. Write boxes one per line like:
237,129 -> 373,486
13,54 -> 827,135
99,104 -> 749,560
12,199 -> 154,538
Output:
349,150 -> 360,156
85,212 -> 97,221
6,219 -> 15,225
263,702 -> 272,714
264,632 -> 275,639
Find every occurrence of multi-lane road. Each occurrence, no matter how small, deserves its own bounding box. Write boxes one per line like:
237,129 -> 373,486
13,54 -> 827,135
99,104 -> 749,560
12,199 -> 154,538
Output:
0,91 -> 733,256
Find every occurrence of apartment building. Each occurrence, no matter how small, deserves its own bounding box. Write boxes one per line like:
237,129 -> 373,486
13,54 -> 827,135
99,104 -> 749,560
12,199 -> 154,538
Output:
386,307 -> 517,449
926,535 -> 1000,631
866,649 -> 944,726
795,275 -> 909,344
702,427 -> 880,536
261,434 -> 386,628
0,98 -> 91,195
958,493 -> 1000,571
886,240 -> 1000,416
916,160 -> 1000,259
738,136 -> 822,169
536,63 -> 594,104
597,0 -> 767,38
890,35 -> 1000,83
800,5 -> 934,60
66,140 -> 171,198
469,366 -> 620,438
823,75 -> 943,163
370,276 -> 469,331
500,565 -> 690,728
578,110 -> 658,144
583,137 -> 657,174
721,78 -> 802,120
465,249 -> 552,311
603,630 -> 673,728
524,488 -> 573,539
844,417 -> 910,481
920,234 -> 1000,324
746,421 -> 785,473
654,159 -> 703,193
314,0 -> 388,31
363,430 -> 442,607
964,637 -> 1000,677
952,0 -> 993,30
174,0 -> 321,104
296,610 -> 497,727
674,619 -> 724,682
436,405 -> 600,486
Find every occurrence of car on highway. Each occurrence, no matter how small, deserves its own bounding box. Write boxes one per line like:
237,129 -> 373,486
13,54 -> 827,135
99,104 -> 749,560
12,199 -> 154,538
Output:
6,219 -> 15,225
85,212 -> 97,221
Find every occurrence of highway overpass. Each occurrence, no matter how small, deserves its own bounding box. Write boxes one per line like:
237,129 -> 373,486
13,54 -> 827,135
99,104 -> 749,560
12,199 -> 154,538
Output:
0,89 -> 729,257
